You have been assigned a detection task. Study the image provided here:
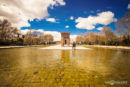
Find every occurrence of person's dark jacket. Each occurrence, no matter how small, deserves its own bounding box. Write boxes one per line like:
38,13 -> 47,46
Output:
73,43 -> 76,47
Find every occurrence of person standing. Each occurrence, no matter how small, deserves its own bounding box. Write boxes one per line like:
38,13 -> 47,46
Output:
72,42 -> 76,50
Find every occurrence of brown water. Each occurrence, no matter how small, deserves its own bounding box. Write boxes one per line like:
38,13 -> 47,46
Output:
0,46 -> 130,87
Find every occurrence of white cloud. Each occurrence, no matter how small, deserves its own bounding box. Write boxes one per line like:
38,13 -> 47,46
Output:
128,4 -> 130,9
45,32 -> 77,41
21,29 -> 44,35
44,31 -> 61,41
21,29 -> 61,41
70,16 -> 74,20
65,25 -> 69,28
55,0 -> 66,5
46,18 -> 57,23
97,27 -> 103,31
21,29 -> 77,41
75,11 -> 117,30
36,29 -> 44,32
0,0 -> 65,28
21,29 -> 30,35
70,35 -> 77,42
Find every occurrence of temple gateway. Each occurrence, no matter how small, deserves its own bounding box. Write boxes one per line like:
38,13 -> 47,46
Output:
61,32 -> 70,47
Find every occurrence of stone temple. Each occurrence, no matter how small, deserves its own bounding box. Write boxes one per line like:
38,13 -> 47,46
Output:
61,32 -> 70,47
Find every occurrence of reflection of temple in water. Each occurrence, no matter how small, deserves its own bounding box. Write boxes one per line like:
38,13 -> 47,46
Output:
61,50 -> 70,63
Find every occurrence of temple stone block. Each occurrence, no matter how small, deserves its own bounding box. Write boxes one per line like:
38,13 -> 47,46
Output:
61,32 -> 70,47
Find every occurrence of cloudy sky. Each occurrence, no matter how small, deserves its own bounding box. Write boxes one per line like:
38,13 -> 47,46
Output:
0,0 -> 130,41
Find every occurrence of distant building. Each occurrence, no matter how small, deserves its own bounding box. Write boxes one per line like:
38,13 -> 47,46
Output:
61,32 -> 70,47
56,41 -> 61,44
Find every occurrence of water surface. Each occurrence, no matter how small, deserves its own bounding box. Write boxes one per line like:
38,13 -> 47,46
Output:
0,46 -> 129,87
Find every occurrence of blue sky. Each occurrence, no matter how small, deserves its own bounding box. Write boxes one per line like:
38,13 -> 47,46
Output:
0,0 -> 129,40
21,0 -> 130,35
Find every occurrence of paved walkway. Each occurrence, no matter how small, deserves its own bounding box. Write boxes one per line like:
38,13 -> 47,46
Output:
85,45 -> 130,49
39,45 -> 91,50
0,46 -> 25,49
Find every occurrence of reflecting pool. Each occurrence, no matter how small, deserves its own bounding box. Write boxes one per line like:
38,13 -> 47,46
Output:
0,46 -> 129,87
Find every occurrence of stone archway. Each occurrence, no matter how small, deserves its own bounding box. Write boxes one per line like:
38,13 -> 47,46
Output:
61,32 -> 70,47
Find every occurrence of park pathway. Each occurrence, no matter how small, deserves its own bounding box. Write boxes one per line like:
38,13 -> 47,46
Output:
40,44 -> 91,50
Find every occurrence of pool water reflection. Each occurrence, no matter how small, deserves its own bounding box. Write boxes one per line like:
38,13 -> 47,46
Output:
0,46 -> 129,87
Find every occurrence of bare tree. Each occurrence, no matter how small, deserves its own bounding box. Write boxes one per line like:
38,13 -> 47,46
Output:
0,19 -> 19,42
116,11 -> 130,35
24,30 -> 34,45
44,34 -> 53,43
39,32 -> 45,43
102,26 -> 117,44
76,35 -> 84,44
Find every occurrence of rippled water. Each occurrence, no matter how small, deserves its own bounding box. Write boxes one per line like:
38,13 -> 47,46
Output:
0,46 -> 130,87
